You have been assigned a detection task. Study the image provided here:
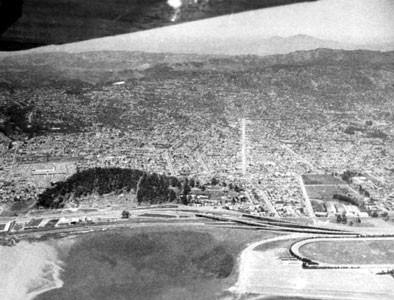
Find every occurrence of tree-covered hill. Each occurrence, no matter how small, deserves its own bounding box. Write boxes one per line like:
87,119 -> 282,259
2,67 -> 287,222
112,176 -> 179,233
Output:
37,167 -> 180,209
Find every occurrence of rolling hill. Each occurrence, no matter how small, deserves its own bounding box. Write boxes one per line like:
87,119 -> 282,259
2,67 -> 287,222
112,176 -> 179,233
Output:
0,48 -> 393,138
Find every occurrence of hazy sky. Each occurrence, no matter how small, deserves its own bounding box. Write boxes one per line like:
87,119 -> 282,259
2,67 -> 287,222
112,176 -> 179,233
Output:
22,0 -> 394,55
191,0 -> 394,44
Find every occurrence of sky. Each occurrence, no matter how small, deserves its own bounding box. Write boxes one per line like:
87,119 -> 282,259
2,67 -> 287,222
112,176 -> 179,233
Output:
188,0 -> 394,44
250,0 -> 394,43
16,0 -> 394,55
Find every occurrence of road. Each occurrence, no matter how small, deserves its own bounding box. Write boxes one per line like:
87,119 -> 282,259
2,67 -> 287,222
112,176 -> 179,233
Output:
280,143 -> 320,172
241,118 -> 247,176
251,182 -> 280,217
291,236 -> 394,269
298,175 -> 316,218
164,150 -> 175,175
232,233 -> 394,300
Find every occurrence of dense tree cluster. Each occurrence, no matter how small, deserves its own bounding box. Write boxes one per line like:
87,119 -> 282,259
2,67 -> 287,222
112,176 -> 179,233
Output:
37,167 -> 180,208
341,170 -> 361,183
333,194 -> 362,207
343,125 -> 363,135
0,104 -> 39,137
136,172 -> 180,205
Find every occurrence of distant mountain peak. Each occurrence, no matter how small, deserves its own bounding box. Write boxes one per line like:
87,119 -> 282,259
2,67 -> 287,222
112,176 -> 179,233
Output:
1,32 -> 393,58
268,34 -> 330,42
292,34 -> 318,39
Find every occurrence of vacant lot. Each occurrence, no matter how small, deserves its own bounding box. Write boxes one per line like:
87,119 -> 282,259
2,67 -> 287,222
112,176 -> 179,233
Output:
302,174 -> 345,185
36,225 -> 277,300
0,198 -> 36,217
305,185 -> 351,200
311,200 -> 326,212
299,238 -> 394,265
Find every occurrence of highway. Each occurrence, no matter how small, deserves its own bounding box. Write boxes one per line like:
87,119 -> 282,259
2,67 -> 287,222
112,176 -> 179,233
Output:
1,205 -> 356,243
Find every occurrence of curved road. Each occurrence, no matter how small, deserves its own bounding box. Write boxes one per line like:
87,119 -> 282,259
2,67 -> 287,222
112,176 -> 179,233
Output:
291,236 -> 394,269
231,233 -> 394,300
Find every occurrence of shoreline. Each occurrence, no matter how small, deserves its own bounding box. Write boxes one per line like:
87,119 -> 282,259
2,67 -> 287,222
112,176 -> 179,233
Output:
25,261 -> 64,300
0,239 -> 69,300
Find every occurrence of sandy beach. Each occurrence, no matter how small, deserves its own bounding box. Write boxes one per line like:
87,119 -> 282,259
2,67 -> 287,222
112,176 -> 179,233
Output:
0,240 -> 67,300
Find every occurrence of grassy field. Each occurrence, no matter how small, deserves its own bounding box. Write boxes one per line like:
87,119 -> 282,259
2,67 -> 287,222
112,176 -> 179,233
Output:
302,174 -> 344,185
305,185 -> 351,200
0,198 -> 36,217
311,200 -> 326,212
35,225 -> 277,300
299,239 -> 394,265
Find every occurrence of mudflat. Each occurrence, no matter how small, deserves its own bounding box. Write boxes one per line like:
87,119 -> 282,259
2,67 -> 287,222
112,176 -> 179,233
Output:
35,226 -> 276,300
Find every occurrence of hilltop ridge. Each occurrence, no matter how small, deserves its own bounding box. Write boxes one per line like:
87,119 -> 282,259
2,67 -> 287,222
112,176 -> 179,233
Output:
1,48 -> 394,139
1,48 -> 393,89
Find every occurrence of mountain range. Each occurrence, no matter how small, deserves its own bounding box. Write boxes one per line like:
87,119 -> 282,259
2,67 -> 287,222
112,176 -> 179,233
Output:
1,47 -> 394,87
0,47 -> 393,140
1,34 -> 393,58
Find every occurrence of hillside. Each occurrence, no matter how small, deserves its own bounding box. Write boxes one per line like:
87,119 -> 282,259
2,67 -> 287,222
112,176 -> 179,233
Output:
1,48 -> 394,208
36,168 -> 181,208
1,48 -> 393,86
0,48 -> 393,137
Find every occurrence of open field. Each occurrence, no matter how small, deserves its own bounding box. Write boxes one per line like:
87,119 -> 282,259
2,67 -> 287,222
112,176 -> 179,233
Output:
311,200 -> 326,213
0,199 -> 36,217
298,238 -> 394,265
302,175 -> 345,186
35,225 -> 277,300
305,185 -> 351,201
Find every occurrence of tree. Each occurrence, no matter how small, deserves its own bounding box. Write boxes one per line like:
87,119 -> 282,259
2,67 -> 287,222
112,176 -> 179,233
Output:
189,178 -> 195,188
168,189 -> 177,202
121,210 -> 130,219
336,214 -> 342,223
211,177 -> 219,186
183,183 -> 191,196
341,212 -> 347,224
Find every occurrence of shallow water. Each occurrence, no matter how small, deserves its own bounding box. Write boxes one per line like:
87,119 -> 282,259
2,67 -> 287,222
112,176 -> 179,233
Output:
0,241 -> 64,300
35,227 -> 235,300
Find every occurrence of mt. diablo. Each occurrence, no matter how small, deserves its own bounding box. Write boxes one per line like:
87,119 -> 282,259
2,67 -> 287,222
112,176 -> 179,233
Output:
2,34 -> 393,58
1,48 -> 394,87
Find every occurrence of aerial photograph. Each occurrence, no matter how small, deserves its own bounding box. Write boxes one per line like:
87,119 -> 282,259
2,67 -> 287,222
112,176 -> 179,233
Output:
1,0 -> 394,299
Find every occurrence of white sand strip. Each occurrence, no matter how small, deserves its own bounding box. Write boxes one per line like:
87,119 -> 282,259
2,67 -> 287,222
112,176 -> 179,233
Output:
0,241 -> 64,300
